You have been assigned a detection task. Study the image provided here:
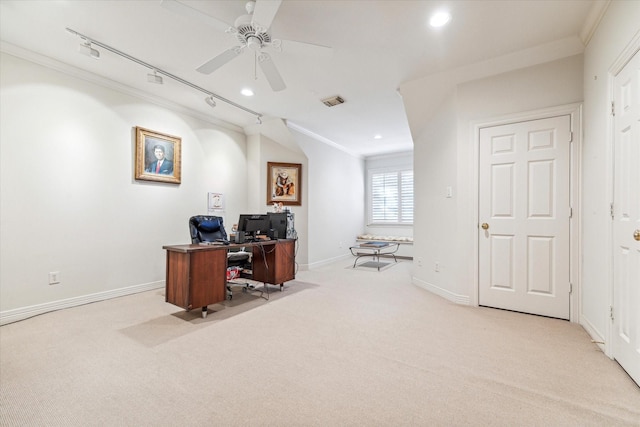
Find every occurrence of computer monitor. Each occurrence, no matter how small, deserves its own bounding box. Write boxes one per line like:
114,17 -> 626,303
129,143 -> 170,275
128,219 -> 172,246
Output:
268,212 -> 287,239
237,214 -> 270,239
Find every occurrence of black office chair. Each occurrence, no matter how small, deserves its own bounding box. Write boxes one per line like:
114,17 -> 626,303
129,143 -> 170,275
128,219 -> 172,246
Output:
189,215 -> 251,299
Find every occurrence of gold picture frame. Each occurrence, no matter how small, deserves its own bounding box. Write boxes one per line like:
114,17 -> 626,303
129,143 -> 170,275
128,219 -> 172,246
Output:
267,162 -> 302,206
134,126 -> 182,184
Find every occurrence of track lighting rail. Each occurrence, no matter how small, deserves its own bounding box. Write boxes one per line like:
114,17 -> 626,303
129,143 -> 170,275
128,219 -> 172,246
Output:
65,27 -> 262,121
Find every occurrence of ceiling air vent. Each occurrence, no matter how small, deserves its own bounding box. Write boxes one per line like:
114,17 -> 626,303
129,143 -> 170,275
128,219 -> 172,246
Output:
321,95 -> 345,107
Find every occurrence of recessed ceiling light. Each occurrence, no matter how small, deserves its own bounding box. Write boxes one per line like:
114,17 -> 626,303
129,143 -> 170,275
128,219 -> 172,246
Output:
241,88 -> 254,96
374,134 -> 382,140
430,11 -> 451,28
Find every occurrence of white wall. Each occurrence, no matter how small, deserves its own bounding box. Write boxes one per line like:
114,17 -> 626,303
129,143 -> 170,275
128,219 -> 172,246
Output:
247,133 -> 309,267
0,52 -> 249,322
0,47 -> 370,322
581,1 -> 640,342
292,129 -> 365,268
403,55 -> 583,303
408,90 -> 461,301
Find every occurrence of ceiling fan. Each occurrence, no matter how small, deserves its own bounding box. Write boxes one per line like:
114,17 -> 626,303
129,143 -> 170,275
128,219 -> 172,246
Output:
161,0 -> 332,92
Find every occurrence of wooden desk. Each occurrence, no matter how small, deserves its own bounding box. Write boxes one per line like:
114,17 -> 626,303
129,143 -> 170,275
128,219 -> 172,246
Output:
252,239 -> 295,289
163,239 -> 295,317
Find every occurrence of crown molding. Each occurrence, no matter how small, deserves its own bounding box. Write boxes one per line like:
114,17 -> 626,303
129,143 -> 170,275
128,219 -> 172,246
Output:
579,0 -> 612,46
286,121 -> 363,159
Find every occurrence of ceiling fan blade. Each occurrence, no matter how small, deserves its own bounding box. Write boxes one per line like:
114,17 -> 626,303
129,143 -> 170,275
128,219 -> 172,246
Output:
257,52 -> 286,92
251,0 -> 282,32
197,47 -> 243,74
279,39 -> 333,58
160,0 -> 231,33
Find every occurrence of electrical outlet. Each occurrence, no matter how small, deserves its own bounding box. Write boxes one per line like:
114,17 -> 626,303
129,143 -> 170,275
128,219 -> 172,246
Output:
416,257 -> 423,267
49,271 -> 60,285
435,262 -> 440,272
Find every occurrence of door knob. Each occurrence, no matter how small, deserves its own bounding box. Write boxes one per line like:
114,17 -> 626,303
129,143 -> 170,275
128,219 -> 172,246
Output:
635,229 -> 640,241
481,223 -> 489,230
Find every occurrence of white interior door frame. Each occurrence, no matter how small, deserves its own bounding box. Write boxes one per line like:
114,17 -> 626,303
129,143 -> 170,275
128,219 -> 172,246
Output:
470,103 -> 582,323
606,32 -> 640,360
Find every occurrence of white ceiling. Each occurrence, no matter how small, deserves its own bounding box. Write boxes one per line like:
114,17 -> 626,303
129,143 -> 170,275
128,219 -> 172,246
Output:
0,0 -> 599,157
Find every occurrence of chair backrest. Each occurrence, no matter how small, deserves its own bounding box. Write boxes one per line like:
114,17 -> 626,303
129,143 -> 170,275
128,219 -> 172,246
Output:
189,215 -> 228,243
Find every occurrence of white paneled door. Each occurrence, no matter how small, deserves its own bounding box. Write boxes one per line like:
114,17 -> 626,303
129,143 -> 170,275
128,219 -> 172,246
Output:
612,51 -> 640,385
479,115 -> 571,319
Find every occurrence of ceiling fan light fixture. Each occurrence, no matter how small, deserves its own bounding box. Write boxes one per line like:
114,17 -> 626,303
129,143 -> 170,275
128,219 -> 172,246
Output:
205,95 -> 217,108
246,36 -> 261,51
430,11 -> 451,28
147,70 -> 163,84
78,40 -> 100,59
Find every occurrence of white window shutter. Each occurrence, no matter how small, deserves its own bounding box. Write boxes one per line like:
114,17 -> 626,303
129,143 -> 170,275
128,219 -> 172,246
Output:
370,169 -> 413,224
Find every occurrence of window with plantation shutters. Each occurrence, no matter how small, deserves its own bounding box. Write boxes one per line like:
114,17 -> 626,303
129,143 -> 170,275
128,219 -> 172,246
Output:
369,169 -> 413,224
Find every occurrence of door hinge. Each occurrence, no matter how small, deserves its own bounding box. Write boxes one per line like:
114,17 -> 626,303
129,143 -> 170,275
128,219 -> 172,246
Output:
569,282 -> 573,294
610,202 -> 614,219
569,131 -> 573,143
610,305 -> 614,321
611,101 -> 615,116
569,207 -> 573,219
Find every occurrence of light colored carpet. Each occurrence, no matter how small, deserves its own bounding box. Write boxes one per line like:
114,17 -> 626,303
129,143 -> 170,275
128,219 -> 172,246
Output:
1,260 -> 639,426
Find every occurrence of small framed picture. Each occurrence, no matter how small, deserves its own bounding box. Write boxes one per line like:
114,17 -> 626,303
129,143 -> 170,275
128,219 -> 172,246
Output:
267,162 -> 301,206
134,126 -> 181,184
208,192 -> 224,211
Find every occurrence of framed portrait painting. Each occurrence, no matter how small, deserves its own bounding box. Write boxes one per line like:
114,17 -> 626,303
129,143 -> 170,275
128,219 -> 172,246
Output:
267,162 -> 301,206
134,126 -> 182,184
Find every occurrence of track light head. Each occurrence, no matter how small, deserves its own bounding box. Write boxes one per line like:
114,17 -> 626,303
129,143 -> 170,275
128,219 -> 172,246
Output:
147,70 -> 163,84
205,95 -> 216,108
78,40 -> 100,59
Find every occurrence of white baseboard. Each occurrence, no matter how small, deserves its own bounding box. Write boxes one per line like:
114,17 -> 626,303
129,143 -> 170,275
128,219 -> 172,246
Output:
412,276 -> 471,305
305,253 -> 352,270
579,314 -> 608,356
0,281 -> 164,326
